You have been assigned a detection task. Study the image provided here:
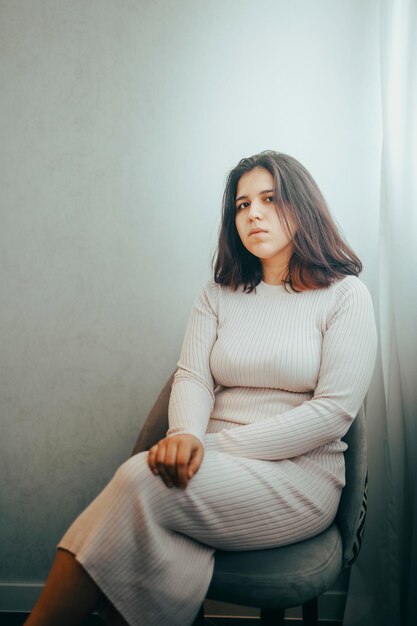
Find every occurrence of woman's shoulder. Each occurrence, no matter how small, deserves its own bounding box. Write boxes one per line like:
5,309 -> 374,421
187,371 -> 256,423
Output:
331,274 -> 373,300
201,276 -> 237,297
191,277 -> 223,316
326,275 -> 375,319
203,276 -> 219,292
196,276 -> 244,314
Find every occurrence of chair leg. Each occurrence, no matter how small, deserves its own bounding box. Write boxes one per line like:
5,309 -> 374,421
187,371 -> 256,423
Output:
191,602 -> 205,625
302,597 -> 318,626
260,607 -> 285,626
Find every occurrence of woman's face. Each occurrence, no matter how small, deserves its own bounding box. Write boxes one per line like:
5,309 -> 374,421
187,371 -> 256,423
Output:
235,167 -> 293,272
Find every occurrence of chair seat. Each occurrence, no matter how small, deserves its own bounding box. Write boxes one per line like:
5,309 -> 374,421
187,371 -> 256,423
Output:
207,522 -> 343,609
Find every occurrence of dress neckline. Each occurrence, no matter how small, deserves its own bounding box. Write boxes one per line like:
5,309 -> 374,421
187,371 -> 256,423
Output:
255,280 -> 291,297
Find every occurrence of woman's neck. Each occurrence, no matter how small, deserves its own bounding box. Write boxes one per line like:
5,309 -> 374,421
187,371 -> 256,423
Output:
261,264 -> 288,285
261,247 -> 292,285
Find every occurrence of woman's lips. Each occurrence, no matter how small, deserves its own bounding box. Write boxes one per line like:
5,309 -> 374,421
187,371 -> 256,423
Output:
249,230 -> 268,236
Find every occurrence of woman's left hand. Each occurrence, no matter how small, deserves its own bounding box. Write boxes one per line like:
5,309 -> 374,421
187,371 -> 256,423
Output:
147,434 -> 204,490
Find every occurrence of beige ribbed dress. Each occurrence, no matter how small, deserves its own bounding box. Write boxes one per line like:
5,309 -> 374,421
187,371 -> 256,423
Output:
57,275 -> 377,626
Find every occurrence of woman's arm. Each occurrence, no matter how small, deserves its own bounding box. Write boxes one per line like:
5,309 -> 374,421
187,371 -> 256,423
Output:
165,279 -> 219,446
204,277 -> 377,460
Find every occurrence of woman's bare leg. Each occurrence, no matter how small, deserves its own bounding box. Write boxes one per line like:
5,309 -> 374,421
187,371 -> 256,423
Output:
24,547 -> 128,626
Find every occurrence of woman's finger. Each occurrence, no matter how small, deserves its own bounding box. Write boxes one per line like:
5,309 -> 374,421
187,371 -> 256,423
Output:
163,440 -> 180,487
187,444 -> 204,479
155,445 -> 174,488
175,441 -> 193,489
147,445 -> 159,475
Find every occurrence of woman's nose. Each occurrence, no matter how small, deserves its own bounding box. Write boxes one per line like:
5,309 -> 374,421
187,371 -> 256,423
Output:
248,202 -> 263,220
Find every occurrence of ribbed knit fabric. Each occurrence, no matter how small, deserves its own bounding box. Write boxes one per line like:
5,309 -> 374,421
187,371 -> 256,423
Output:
57,275 -> 377,626
167,276 -> 377,461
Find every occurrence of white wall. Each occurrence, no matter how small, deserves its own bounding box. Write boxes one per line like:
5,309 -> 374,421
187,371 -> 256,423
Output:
0,0 -> 381,617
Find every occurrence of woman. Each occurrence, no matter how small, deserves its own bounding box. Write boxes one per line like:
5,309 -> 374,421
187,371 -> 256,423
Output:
25,150 -> 377,626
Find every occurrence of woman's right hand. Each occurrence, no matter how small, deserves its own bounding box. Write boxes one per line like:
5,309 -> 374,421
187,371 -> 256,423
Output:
147,434 -> 204,490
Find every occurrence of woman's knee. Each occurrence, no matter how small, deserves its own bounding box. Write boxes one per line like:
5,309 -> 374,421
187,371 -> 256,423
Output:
112,452 -> 154,493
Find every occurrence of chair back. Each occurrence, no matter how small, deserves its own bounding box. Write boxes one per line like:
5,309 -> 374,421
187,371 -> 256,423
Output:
131,372 -> 174,455
336,405 -> 368,571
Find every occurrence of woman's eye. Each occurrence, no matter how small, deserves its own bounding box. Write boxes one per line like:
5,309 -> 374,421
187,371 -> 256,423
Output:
236,197 -> 274,211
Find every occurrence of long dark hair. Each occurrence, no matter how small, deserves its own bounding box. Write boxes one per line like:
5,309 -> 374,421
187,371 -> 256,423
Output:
212,150 -> 362,293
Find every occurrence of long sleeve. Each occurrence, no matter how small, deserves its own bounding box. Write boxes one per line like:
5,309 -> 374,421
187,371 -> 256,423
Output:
203,277 -> 377,460
165,280 -> 219,446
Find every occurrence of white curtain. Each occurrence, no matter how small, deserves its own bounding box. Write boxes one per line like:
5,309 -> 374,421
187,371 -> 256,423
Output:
344,0 -> 417,624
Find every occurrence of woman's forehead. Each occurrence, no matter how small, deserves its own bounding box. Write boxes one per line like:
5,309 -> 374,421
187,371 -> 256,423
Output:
236,167 -> 274,195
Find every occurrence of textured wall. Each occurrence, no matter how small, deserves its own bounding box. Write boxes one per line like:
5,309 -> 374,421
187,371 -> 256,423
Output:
0,0 -> 380,589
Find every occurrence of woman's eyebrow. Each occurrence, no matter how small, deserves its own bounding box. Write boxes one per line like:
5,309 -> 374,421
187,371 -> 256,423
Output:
235,189 -> 274,203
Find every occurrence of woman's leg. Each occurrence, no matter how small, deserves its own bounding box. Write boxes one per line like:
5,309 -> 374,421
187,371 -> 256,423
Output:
56,453 -> 217,626
23,547 -> 128,626
54,450 -> 340,626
